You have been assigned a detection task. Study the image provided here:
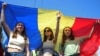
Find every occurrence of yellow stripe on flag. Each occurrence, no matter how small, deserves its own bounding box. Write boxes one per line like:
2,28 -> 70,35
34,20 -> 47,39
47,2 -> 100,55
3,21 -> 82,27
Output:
38,9 -> 75,52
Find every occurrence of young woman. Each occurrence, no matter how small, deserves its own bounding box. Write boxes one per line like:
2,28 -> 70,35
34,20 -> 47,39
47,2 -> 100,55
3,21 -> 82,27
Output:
60,23 -> 95,56
60,26 -> 79,56
1,3 -> 30,56
38,12 -> 61,56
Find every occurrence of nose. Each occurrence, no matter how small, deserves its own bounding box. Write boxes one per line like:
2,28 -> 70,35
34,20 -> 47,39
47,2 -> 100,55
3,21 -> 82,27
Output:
17,25 -> 23,28
66,30 -> 69,32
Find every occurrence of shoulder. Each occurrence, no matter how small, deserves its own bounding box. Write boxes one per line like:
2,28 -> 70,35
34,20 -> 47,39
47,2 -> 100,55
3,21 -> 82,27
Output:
25,37 -> 29,44
10,32 -> 13,35
9,32 -> 13,37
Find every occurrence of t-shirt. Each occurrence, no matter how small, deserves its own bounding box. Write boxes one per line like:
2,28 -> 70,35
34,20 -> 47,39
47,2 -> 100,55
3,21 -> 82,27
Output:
42,40 -> 54,54
64,40 -> 79,56
8,32 -> 29,51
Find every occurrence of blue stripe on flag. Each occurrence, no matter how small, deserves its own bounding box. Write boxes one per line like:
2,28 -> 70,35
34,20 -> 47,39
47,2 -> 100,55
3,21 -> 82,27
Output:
2,4 -> 42,50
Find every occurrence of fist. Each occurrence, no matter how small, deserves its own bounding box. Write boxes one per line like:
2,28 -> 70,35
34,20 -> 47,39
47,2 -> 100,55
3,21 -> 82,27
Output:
96,20 -> 100,23
56,11 -> 61,18
2,2 -> 7,8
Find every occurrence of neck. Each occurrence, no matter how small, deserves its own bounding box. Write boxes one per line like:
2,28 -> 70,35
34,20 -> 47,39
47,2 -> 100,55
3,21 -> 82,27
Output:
66,36 -> 70,40
47,36 -> 50,40
17,32 -> 22,35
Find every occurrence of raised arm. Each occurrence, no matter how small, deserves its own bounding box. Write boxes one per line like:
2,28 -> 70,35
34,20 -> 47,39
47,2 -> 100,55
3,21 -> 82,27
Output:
79,20 -> 100,43
1,3 -> 11,37
54,11 -> 61,44
88,20 -> 100,38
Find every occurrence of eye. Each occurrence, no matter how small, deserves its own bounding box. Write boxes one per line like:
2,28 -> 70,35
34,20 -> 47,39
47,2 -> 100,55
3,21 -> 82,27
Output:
44,29 -> 50,32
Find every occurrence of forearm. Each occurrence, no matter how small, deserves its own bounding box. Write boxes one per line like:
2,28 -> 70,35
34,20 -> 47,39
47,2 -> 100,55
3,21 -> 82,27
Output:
2,22 -> 10,36
54,17 -> 60,44
1,7 -> 5,23
26,50 -> 30,56
1,3 -> 11,36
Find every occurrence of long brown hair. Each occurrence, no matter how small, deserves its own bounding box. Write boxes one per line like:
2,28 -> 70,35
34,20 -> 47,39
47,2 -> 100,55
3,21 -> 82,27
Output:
12,22 -> 27,40
61,26 -> 75,47
43,27 -> 54,42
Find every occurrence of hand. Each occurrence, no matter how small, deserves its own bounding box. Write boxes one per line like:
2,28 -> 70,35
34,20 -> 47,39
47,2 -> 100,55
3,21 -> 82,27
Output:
96,20 -> 100,24
56,11 -> 61,19
94,20 -> 100,26
2,2 -> 7,9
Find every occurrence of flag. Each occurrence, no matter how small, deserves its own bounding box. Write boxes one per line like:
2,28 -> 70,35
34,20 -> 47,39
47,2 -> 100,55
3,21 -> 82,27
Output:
38,9 -> 96,51
80,23 -> 100,56
1,3 -> 42,50
0,2 -> 98,52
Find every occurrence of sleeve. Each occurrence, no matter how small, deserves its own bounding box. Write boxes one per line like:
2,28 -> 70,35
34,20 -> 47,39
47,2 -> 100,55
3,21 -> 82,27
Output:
9,32 -> 13,38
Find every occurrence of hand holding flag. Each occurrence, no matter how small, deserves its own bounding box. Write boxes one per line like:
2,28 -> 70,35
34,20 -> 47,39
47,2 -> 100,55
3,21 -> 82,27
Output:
2,2 -> 7,9
56,11 -> 61,20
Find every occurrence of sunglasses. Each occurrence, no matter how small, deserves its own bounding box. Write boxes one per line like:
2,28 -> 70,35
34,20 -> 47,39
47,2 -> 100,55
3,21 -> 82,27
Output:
44,30 -> 51,32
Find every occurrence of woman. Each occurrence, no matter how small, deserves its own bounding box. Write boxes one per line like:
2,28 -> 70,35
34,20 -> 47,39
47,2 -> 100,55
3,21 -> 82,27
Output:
60,26 -> 79,56
60,24 -> 95,56
1,3 -> 30,56
38,12 -> 61,56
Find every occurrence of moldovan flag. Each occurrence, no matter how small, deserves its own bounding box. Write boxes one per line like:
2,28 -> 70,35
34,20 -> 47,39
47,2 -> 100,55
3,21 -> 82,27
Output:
0,2 -> 98,55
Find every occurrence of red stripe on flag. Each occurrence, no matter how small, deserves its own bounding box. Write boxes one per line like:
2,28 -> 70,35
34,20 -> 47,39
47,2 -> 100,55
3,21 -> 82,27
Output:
72,17 -> 96,37
80,23 -> 100,56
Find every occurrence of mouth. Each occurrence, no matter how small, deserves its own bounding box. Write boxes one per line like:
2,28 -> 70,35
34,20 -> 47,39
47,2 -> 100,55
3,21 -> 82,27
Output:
17,27 -> 23,30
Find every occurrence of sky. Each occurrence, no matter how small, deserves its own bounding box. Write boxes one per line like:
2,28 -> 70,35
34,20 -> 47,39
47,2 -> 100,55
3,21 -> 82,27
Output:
0,0 -> 100,19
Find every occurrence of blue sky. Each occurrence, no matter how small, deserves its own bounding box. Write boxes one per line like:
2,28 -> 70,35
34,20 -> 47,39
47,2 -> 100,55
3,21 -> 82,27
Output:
0,0 -> 100,18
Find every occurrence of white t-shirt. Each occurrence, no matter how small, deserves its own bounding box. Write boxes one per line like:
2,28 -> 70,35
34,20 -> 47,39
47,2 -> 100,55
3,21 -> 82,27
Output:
64,40 -> 79,56
8,32 -> 29,51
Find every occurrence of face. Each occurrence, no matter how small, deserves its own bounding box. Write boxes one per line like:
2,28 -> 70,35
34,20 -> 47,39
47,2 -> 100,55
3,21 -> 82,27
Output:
44,28 -> 52,37
64,27 -> 71,37
16,23 -> 24,33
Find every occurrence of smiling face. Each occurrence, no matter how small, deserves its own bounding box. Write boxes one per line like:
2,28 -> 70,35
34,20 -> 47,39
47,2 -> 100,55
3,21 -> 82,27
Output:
16,23 -> 24,33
